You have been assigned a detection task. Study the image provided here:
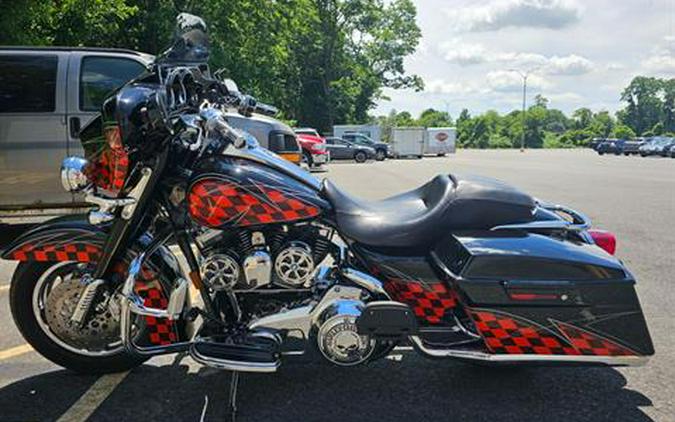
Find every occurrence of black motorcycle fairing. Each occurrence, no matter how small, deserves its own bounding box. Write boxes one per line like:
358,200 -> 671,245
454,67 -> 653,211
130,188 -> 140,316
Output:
322,174 -> 535,248
99,80 -> 170,155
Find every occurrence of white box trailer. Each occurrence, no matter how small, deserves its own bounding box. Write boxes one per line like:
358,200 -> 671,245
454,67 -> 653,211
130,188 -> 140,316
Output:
390,127 -> 425,158
333,124 -> 381,143
425,127 -> 456,155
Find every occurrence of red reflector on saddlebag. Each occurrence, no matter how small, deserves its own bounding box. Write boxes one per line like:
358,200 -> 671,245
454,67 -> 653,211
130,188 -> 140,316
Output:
588,229 -> 617,255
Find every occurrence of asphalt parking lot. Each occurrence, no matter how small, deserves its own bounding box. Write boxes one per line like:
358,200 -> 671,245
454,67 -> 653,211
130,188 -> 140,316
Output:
0,149 -> 673,422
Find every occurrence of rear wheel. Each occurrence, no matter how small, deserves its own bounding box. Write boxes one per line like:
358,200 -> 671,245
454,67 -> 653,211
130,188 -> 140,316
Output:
354,151 -> 367,163
9,261 -> 148,374
375,149 -> 386,161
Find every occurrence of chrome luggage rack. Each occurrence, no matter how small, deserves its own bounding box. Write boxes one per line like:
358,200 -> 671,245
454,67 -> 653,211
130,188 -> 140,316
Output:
491,200 -> 591,232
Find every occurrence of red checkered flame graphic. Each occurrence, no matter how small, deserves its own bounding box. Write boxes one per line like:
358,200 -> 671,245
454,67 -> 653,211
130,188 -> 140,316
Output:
188,178 -> 321,228
554,320 -> 637,356
385,279 -> 457,324
468,309 -> 639,356
112,263 -> 178,346
5,231 -> 104,263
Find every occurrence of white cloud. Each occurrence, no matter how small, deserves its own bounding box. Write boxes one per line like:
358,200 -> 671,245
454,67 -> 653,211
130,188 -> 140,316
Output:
441,41 -> 490,65
439,41 -> 594,75
424,79 -> 483,95
445,0 -> 582,32
486,70 -> 550,92
605,62 -> 625,71
643,55 -> 675,73
642,35 -> 675,74
547,92 -> 584,103
546,54 -> 595,75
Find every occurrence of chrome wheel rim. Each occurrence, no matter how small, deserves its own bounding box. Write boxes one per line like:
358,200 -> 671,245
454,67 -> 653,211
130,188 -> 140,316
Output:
32,262 -> 132,357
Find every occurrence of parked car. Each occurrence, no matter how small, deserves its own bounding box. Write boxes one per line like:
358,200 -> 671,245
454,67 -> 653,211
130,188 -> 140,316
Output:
666,141 -> 675,158
658,137 -> 675,157
589,137 -> 605,151
324,137 -> 375,162
621,138 -> 645,155
639,137 -> 673,156
342,132 -> 388,161
293,128 -> 329,171
0,46 -> 153,224
596,138 -> 623,155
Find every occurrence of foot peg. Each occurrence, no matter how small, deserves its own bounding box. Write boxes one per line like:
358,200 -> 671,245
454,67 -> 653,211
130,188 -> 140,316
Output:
190,331 -> 282,373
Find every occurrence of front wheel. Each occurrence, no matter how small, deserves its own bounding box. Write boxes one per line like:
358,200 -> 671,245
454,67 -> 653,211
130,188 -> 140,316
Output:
354,151 -> 367,163
9,261 -> 148,374
375,149 -> 386,161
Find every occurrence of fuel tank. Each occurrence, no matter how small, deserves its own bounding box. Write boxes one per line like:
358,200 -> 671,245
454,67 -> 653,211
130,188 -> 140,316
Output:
187,156 -> 330,229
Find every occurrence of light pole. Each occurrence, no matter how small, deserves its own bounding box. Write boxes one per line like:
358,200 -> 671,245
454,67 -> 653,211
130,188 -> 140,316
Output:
507,68 -> 536,152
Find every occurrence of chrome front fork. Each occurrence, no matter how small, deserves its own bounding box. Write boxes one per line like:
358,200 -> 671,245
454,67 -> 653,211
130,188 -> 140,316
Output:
119,253 -> 192,356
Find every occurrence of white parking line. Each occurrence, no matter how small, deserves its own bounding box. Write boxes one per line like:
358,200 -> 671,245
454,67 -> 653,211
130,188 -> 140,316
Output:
0,344 -> 33,360
56,371 -> 130,422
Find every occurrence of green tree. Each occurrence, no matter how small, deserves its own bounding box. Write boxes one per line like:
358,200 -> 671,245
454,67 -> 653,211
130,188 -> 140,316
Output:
612,125 -> 636,140
572,107 -> 593,129
618,76 -> 664,135
589,111 -> 615,138
416,108 -> 452,127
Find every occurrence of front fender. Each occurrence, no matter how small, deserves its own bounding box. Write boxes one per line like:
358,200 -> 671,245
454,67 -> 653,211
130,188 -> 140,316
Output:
2,216 -> 107,263
2,215 -> 189,345
2,215 -> 181,277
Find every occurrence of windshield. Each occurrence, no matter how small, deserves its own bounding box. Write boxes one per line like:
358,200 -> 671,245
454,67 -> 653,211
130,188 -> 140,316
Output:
155,13 -> 209,64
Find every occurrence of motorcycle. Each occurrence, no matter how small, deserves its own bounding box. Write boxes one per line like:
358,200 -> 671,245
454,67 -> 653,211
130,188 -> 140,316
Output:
2,14 -> 653,384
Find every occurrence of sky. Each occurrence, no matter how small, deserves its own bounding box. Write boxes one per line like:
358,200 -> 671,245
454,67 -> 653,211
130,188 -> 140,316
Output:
374,0 -> 675,118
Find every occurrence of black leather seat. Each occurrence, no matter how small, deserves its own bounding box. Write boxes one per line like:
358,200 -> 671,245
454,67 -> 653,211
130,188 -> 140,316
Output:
322,174 -> 535,248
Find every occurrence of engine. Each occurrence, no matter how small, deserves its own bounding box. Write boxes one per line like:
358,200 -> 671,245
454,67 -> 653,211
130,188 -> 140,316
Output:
198,225 -> 332,292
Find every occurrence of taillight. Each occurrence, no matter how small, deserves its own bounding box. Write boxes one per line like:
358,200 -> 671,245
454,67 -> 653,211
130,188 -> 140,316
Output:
588,229 -> 617,255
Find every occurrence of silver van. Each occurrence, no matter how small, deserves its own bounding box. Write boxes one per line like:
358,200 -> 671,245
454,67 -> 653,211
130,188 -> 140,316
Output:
0,47 -> 153,223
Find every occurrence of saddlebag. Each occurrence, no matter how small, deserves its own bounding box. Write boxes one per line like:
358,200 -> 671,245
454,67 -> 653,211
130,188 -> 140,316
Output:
433,231 -> 654,359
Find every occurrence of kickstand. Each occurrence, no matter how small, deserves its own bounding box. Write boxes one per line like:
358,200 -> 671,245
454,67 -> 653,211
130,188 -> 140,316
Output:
228,371 -> 240,422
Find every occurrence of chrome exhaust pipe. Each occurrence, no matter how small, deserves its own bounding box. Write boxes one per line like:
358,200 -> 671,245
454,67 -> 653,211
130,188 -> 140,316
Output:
409,336 -> 649,366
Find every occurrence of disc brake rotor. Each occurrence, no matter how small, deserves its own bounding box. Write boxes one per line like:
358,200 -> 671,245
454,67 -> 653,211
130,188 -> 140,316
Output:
44,275 -> 121,351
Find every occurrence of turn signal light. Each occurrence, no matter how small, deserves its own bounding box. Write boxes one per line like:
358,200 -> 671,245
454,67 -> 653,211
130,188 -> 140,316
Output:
588,229 -> 617,255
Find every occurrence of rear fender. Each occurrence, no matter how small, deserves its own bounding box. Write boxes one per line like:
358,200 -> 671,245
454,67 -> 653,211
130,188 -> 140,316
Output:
1,215 -> 188,345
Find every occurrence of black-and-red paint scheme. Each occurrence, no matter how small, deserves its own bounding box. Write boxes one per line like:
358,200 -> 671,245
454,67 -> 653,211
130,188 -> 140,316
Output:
385,279 -> 457,324
188,177 -> 321,228
2,225 -> 179,347
187,156 -> 328,229
468,309 -> 639,356
4,230 -> 104,263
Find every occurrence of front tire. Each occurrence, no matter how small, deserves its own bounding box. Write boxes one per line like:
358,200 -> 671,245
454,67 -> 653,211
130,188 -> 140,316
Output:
354,151 -> 367,163
9,261 -> 148,374
375,149 -> 386,161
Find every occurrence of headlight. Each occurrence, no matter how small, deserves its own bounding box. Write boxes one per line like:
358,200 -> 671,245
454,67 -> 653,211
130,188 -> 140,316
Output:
60,156 -> 91,192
